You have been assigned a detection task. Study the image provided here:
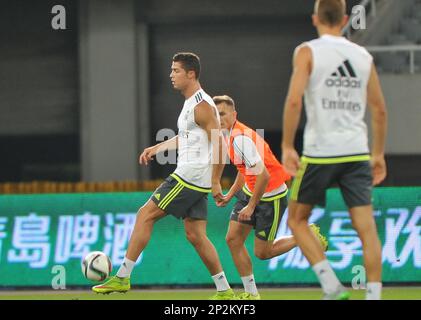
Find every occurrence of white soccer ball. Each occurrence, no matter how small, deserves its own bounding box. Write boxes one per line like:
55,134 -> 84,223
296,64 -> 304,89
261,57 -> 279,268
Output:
81,251 -> 112,282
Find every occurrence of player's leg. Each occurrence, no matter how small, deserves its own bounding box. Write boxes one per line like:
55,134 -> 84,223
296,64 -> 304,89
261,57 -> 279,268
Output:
339,161 -> 382,300
253,197 -> 327,259
253,197 -> 296,260
123,200 -> 166,270
288,200 -> 348,299
349,205 -> 382,299
225,220 -> 260,299
287,201 -> 324,263
253,224 -> 327,260
93,176 -> 182,294
254,236 -> 295,260
225,220 -> 252,276
288,162 -> 349,299
184,218 -> 235,299
226,190 -> 261,299
92,200 -> 165,294
184,218 -> 223,274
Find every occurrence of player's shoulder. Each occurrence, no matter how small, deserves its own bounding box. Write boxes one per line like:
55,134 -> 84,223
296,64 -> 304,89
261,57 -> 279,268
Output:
350,41 -> 372,59
192,90 -> 205,105
293,42 -> 313,62
294,41 -> 312,53
194,89 -> 216,108
193,92 -> 217,121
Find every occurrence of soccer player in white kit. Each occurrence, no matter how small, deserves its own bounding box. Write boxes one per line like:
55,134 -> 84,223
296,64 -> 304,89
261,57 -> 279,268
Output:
282,0 -> 387,299
93,52 -> 235,300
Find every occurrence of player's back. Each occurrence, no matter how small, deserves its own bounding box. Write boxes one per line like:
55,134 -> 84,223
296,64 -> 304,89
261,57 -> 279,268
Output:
303,34 -> 373,158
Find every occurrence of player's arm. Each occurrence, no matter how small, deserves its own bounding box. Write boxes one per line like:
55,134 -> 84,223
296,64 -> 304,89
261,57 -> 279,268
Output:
238,162 -> 269,221
281,44 -> 312,176
233,136 -> 269,221
247,161 -> 270,205
195,101 -> 227,200
139,135 -> 178,165
367,62 -> 388,185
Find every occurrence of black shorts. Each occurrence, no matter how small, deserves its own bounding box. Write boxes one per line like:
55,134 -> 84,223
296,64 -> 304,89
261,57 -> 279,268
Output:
150,173 -> 210,220
230,188 -> 288,241
290,156 -> 373,208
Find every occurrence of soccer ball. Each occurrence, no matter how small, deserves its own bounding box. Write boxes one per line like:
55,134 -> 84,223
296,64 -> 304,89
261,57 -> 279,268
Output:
81,251 -> 112,282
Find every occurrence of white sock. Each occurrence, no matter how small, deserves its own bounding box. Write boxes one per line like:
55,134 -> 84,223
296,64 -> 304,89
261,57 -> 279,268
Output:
211,271 -> 230,292
366,282 -> 382,300
241,274 -> 258,295
116,257 -> 136,278
312,260 -> 342,294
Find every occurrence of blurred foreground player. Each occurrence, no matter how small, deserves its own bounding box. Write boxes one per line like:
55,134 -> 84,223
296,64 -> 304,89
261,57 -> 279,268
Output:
281,0 -> 387,300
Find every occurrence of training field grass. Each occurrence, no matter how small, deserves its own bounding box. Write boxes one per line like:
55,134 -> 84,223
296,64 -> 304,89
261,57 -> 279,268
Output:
0,287 -> 420,300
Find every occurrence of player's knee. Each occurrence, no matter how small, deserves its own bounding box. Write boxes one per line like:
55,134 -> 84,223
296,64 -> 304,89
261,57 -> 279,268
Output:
185,230 -> 202,246
225,234 -> 241,249
254,247 -> 271,260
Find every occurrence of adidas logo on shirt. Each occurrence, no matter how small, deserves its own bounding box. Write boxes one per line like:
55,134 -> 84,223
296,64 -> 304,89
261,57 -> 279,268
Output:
194,91 -> 203,104
331,59 -> 357,77
325,59 -> 361,88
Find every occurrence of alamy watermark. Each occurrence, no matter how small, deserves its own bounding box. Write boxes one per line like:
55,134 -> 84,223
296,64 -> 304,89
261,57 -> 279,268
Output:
51,5 -> 66,30
151,128 -> 266,175
351,264 -> 366,289
351,5 -> 367,31
51,265 -> 66,289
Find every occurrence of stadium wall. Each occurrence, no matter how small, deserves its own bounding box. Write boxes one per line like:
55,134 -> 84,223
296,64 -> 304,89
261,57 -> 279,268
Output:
0,187 -> 419,288
378,74 -> 421,154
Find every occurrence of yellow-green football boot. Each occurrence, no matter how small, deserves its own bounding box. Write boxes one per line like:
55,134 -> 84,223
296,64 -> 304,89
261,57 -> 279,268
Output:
92,275 -> 130,294
323,286 -> 351,300
209,288 -> 237,300
237,292 -> 261,300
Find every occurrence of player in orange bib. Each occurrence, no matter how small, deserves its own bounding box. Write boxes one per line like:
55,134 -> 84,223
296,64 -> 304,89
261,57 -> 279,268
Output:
213,95 -> 328,300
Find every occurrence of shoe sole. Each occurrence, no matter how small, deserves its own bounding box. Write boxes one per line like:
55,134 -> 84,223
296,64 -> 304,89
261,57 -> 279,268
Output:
94,290 -> 128,295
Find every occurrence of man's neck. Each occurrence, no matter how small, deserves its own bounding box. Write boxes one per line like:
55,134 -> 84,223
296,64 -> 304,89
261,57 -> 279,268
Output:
182,82 -> 201,100
228,120 -> 237,136
317,26 -> 343,38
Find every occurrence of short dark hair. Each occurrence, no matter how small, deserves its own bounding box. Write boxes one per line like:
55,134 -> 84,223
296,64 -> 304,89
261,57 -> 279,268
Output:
172,52 -> 201,79
315,0 -> 346,27
213,95 -> 236,111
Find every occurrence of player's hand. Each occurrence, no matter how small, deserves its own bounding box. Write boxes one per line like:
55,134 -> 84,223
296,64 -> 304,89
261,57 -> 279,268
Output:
212,182 -> 224,204
282,148 -> 300,176
371,154 -> 387,185
139,146 -> 157,165
238,204 -> 255,221
215,194 -> 232,207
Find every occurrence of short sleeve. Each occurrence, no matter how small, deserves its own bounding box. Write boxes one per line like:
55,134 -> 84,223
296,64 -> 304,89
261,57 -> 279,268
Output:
232,135 -> 262,169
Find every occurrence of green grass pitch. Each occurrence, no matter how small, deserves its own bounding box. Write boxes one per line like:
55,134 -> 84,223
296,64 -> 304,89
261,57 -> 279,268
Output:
0,287 -> 420,300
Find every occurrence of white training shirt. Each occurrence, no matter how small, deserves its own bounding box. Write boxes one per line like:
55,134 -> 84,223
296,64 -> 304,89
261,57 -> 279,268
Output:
174,88 -> 220,188
303,34 -> 373,158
